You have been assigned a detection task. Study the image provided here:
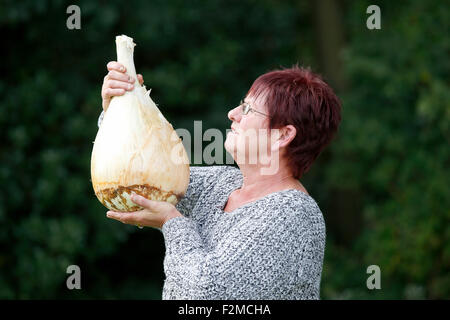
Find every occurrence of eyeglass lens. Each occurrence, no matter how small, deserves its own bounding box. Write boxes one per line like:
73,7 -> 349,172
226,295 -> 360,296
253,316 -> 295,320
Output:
241,102 -> 250,115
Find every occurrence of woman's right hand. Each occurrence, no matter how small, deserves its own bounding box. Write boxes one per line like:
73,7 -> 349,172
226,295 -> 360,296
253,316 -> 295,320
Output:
101,61 -> 144,112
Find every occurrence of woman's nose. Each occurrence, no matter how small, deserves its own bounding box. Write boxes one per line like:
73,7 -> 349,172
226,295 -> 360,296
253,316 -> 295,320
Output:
228,106 -> 241,122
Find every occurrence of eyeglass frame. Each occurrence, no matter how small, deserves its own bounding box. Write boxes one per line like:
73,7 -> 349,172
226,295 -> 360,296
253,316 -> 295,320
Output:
239,99 -> 271,118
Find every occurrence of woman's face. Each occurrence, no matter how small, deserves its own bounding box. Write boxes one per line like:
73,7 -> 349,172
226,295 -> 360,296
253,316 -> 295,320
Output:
224,93 -> 273,166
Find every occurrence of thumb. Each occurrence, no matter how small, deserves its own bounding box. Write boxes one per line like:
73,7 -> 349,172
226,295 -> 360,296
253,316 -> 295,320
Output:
131,194 -> 161,211
137,74 -> 144,85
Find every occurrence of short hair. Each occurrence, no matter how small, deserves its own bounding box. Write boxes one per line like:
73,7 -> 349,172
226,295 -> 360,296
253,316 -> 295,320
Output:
247,65 -> 342,179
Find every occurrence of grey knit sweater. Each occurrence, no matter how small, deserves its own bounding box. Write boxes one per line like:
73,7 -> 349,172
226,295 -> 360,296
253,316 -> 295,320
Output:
97,113 -> 326,300
163,165 -> 326,300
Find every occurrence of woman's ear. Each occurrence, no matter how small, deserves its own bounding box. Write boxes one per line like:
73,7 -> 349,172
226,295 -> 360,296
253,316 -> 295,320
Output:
277,125 -> 297,148
270,125 -> 296,151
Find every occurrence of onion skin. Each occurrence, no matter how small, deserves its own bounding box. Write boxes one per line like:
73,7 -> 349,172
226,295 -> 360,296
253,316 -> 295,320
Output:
95,184 -> 181,212
91,35 -> 190,212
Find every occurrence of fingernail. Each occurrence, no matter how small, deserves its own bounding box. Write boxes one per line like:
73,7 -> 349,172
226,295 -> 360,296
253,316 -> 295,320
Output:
120,66 -> 125,72
129,76 -> 133,82
128,84 -> 133,90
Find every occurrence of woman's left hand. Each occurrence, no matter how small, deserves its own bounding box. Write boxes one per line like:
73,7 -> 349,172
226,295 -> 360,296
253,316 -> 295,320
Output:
106,194 -> 183,229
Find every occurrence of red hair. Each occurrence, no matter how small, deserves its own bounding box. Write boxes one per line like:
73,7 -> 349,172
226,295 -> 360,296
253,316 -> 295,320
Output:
247,65 -> 342,179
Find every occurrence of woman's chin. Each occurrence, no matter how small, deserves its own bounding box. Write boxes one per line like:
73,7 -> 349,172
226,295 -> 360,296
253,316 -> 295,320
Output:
224,139 -> 235,155
225,138 -> 240,159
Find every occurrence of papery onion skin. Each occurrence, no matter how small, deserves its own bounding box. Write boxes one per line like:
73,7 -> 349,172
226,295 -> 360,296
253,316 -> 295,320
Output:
95,184 -> 181,212
91,35 -> 190,212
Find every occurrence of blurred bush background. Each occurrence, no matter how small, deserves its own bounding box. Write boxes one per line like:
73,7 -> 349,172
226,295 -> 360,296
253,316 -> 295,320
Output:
0,0 -> 448,299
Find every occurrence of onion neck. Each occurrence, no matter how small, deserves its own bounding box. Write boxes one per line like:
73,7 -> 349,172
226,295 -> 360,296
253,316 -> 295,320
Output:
116,35 -> 140,87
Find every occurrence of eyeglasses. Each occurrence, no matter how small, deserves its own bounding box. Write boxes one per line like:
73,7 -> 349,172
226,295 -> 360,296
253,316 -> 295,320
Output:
239,100 -> 271,118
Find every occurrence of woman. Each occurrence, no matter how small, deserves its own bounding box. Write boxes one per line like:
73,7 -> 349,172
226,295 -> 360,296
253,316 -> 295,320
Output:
100,62 -> 341,299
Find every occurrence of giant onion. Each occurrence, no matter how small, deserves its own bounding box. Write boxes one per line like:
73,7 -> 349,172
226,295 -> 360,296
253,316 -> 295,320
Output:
91,35 -> 190,212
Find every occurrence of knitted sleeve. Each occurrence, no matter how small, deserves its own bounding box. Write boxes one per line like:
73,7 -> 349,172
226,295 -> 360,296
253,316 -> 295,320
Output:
174,166 -> 231,218
161,201 -> 326,300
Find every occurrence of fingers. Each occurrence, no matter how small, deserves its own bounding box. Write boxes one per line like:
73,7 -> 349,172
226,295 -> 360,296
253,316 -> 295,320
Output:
101,77 -> 134,102
102,61 -> 143,112
105,79 -> 134,91
130,194 -> 160,210
107,61 -> 126,73
106,197 -> 177,229
103,88 -> 126,99
106,62 -> 142,86
107,70 -> 134,83
107,211 -> 144,225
